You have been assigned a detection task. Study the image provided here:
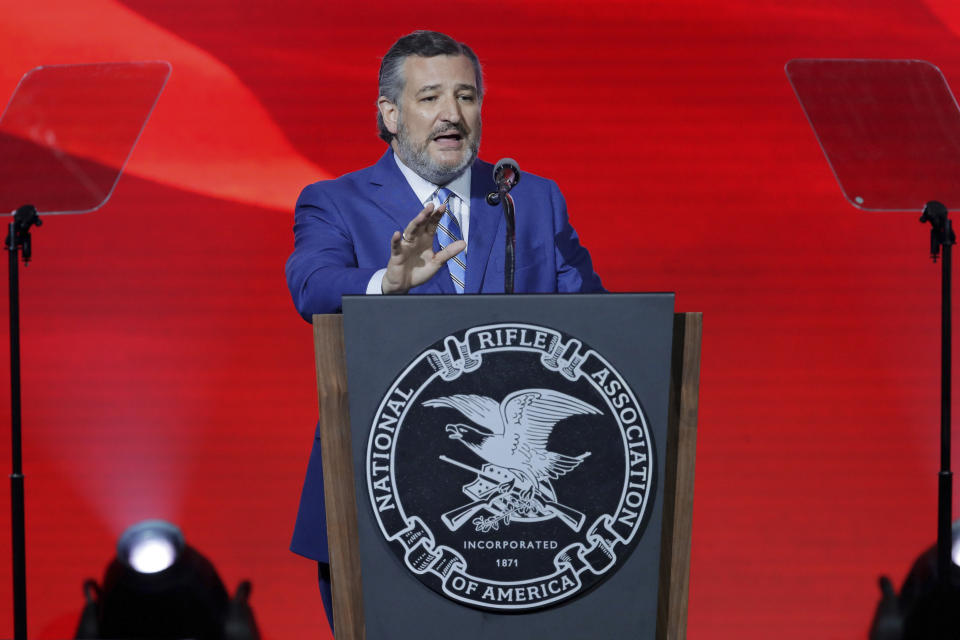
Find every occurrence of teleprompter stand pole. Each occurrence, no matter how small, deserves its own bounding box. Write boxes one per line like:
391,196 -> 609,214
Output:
6,203 -> 41,640
919,200 -> 955,589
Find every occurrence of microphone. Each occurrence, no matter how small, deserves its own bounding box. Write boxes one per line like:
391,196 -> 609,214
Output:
494,157 -> 520,191
487,158 -> 521,205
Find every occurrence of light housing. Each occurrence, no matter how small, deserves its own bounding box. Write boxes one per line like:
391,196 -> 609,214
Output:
117,519 -> 184,574
97,519 -> 230,639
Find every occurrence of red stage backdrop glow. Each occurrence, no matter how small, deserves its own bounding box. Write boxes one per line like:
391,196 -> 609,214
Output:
1,0 -> 959,637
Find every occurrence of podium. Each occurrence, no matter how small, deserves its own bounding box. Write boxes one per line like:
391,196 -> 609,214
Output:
311,294 -> 701,639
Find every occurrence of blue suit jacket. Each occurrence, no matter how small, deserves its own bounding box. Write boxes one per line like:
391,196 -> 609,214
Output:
287,149 -> 603,561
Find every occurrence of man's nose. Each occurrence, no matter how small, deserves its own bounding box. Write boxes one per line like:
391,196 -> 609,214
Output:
438,94 -> 462,122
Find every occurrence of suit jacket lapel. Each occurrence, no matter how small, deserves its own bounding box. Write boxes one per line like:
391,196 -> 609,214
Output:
369,149 -> 424,230
465,161 -> 501,293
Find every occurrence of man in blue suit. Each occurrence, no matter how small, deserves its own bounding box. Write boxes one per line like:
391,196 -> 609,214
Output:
286,30 -> 603,630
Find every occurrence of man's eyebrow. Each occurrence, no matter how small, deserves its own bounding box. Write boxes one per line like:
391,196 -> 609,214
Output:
415,84 -> 442,96
414,83 -> 477,96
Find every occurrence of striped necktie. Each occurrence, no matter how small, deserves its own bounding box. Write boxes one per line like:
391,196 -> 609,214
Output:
434,187 -> 466,293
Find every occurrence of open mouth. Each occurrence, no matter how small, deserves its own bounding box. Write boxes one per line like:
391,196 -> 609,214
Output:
432,131 -> 464,147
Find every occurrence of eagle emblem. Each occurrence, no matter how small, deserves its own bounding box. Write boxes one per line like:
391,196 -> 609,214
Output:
425,389 -> 601,533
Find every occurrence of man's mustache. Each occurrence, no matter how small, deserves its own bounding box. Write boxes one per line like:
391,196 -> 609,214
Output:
431,124 -> 468,139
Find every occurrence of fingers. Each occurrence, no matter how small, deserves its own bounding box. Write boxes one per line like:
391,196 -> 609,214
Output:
420,202 -> 446,236
402,202 -> 449,243
428,200 -> 447,219
402,202 -> 435,241
434,239 -> 466,263
390,230 -> 403,255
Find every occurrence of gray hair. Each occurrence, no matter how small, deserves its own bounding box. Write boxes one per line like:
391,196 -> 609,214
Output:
377,31 -> 484,143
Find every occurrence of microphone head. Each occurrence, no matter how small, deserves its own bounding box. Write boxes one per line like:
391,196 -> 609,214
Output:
493,158 -> 521,192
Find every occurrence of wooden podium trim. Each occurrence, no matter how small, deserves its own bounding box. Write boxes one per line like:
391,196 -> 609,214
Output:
656,312 -> 702,640
313,314 -> 364,639
314,311 -> 702,640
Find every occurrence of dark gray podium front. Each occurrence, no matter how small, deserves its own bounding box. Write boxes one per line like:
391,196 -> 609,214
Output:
312,294 -> 700,640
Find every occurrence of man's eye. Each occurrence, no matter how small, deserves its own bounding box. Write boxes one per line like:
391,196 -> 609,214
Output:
458,95 -> 475,102
421,96 -> 437,102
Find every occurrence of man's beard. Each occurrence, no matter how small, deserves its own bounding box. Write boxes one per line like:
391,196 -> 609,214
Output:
394,117 -> 481,185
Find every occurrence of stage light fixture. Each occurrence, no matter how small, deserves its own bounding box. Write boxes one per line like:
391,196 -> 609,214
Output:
870,519 -> 960,640
74,519 -> 260,640
117,519 -> 183,574
953,529 -> 960,567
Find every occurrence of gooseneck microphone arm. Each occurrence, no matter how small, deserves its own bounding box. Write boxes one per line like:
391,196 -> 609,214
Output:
486,158 -> 521,294
500,194 -> 516,294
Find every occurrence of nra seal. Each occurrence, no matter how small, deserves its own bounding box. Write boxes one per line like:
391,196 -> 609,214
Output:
365,323 -> 654,612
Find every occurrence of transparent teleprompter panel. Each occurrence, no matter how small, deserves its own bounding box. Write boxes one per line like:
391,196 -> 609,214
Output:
0,61 -> 170,215
787,59 -> 960,211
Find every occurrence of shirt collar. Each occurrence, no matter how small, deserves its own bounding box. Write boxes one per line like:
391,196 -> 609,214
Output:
393,151 -> 472,205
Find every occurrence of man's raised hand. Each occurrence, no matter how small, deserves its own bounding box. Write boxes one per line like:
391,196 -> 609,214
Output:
381,202 -> 466,294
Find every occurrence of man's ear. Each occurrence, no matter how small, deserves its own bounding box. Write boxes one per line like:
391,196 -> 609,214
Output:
378,96 -> 399,135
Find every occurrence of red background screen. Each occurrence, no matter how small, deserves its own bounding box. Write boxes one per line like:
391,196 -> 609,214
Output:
1,0 -> 959,637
